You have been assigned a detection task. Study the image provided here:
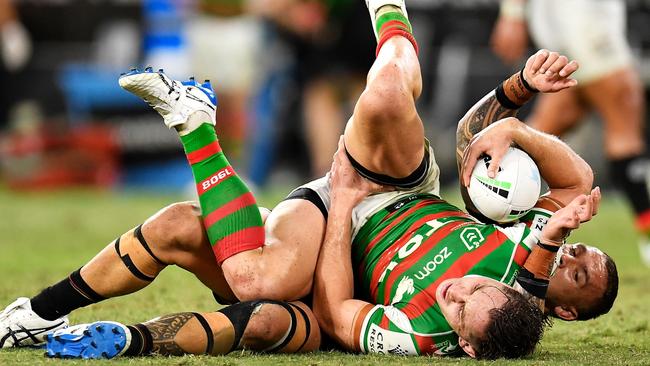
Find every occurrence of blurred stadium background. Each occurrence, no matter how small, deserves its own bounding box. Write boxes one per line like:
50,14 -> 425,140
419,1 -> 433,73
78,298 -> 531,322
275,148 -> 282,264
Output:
2,0 -> 649,194
1,1 -> 650,364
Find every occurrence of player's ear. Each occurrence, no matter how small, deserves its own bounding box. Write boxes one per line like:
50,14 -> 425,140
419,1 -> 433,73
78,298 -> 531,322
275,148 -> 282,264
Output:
553,305 -> 578,321
458,337 -> 477,358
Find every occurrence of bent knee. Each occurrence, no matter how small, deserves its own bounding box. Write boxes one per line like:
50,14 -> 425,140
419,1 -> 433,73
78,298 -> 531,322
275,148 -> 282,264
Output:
359,67 -> 417,124
242,301 -> 320,353
143,201 -> 206,256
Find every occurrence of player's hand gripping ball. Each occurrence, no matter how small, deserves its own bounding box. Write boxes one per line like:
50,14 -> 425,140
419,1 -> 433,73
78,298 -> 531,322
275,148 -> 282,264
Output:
467,147 -> 541,223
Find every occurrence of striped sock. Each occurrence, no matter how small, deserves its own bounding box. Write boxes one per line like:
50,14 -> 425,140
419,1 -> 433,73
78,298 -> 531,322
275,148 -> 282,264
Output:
374,7 -> 418,56
181,123 -> 264,265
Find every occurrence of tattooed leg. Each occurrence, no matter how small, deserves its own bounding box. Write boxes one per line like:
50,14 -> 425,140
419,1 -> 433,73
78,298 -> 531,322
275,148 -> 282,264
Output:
123,300 -> 320,356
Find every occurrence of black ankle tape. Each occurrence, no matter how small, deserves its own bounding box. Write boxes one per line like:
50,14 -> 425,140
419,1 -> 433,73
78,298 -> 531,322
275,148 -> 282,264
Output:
114,237 -> 156,282
192,312 -> 214,355
288,303 -> 311,352
134,225 -> 166,265
70,268 -> 105,302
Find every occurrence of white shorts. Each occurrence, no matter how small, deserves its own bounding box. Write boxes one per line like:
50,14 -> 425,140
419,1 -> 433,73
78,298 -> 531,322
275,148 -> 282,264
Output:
527,0 -> 633,83
286,144 -> 440,239
186,15 -> 262,91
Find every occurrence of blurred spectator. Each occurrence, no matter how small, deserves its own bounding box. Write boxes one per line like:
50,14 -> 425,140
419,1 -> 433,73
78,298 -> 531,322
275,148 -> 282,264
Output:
186,0 -> 263,157
250,0 -> 374,179
0,0 -> 31,73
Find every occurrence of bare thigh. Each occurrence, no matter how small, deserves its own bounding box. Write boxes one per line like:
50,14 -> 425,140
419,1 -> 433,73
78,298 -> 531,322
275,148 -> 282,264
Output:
580,67 -> 646,159
221,199 -> 326,301
529,87 -> 587,136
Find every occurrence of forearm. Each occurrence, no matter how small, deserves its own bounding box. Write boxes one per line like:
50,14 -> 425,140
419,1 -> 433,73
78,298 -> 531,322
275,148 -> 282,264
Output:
456,70 -> 536,166
312,201 -> 356,339
516,242 -> 559,310
509,120 -> 593,199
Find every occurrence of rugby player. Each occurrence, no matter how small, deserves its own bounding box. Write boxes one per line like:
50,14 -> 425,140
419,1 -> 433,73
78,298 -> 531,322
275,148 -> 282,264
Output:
40,138 -> 595,360
0,0 -> 615,355
492,0 -> 650,264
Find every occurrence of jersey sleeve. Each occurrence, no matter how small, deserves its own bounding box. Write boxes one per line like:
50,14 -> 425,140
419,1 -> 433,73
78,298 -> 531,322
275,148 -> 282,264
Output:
519,206 -> 554,242
357,305 -> 461,356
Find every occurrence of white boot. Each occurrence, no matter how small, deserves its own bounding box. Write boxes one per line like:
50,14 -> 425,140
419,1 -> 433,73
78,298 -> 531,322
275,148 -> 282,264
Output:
0,297 -> 69,348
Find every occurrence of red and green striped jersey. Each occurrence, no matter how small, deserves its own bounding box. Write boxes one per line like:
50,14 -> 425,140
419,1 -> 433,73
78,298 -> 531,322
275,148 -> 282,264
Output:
353,193 -> 550,356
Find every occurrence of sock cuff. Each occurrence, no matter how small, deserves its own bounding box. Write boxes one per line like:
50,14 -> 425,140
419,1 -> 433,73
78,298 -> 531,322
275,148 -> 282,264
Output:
376,28 -> 419,57
213,226 -> 265,264
70,268 -> 105,302
376,11 -> 412,34
637,210 -> 650,232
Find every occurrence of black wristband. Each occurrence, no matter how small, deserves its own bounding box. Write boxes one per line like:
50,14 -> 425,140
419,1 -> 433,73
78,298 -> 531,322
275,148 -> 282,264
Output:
495,84 -> 521,110
516,267 -> 549,299
520,68 -> 538,92
538,241 -> 561,252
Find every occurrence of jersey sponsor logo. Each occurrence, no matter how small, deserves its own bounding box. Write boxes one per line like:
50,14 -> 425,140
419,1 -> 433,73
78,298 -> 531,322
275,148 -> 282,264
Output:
414,246 -> 452,280
199,167 -> 233,193
378,218 -> 457,284
367,323 -> 418,355
391,276 -> 415,305
461,227 -> 485,251
434,340 -> 459,355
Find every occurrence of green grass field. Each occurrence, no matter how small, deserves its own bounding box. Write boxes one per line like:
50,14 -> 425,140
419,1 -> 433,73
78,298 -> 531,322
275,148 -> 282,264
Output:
0,187 -> 648,365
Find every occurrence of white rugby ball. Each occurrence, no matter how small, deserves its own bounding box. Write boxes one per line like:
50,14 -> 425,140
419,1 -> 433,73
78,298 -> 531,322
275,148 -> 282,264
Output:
467,147 -> 541,223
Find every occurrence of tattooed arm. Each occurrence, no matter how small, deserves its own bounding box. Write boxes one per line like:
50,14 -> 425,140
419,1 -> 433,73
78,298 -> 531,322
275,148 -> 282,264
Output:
456,49 -> 579,176
456,50 -> 593,209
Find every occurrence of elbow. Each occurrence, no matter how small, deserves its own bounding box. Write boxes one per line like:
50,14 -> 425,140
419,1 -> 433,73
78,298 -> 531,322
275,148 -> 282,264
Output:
312,302 -> 335,337
576,160 -> 594,194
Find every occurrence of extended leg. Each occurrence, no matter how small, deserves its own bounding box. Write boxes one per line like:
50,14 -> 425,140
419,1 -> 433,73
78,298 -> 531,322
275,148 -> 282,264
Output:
581,68 -> 650,264
120,69 -> 327,302
344,0 -> 425,180
528,87 -> 587,136
0,201 -> 238,348
45,301 -> 320,358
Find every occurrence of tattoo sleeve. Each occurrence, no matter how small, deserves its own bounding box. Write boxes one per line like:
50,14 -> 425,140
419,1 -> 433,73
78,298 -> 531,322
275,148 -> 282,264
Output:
455,71 -> 537,168
144,313 -> 196,356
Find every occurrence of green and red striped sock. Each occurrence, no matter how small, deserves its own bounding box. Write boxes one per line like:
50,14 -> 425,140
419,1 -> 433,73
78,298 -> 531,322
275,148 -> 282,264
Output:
180,123 -> 264,265
374,7 -> 418,56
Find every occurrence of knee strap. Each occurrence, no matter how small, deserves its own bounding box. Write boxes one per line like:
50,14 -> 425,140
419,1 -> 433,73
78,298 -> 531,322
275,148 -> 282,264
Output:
263,301 -> 297,353
217,300 -> 306,353
192,312 -> 214,355
217,300 -> 264,352
286,303 -> 311,353
134,224 -> 166,265
114,236 -> 156,282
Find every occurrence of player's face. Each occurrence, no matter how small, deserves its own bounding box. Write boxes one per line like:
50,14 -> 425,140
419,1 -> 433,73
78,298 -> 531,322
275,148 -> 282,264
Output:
436,276 -> 509,349
547,243 -> 608,320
